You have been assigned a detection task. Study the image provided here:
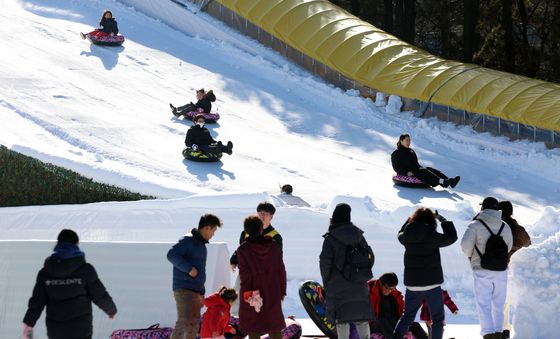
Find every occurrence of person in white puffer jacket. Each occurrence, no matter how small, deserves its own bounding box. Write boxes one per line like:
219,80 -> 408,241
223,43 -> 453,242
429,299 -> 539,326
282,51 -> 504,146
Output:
461,197 -> 513,339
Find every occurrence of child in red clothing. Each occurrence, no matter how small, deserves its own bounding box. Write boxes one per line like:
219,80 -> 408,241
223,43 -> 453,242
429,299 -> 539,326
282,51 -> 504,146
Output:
200,286 -> 238,339
420,289 -> 458,339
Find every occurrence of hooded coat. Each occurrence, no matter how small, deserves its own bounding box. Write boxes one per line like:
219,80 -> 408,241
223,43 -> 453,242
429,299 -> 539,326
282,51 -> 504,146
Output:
200,292 -> 235,338
398,219 -> 457,287
194,91 -> 216,113
319,221 -> 374,323
99,17 -> 119,35
185,125 -> 216,148
23,243 -> 116,339
167,228 -> 209,294
391,145 -> 421,176
237,236 -> 286,333
461,209 -> 513,270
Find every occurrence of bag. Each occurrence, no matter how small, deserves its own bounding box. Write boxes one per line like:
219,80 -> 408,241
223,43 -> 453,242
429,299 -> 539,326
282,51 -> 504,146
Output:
328,235 -> 374,281
474,219 -> 509,271
110,323 -> 173,339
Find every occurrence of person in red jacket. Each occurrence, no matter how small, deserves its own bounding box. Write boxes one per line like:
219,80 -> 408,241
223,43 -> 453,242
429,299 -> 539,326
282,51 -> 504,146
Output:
200,286 -> 238,339
420,289 -> 458,338
368,273 -> 427,339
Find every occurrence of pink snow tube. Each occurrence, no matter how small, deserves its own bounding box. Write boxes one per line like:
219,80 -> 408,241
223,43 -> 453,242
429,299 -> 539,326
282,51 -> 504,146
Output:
392,174 -> 430,188
183,111 -> 220,123
86,32 -> 125,46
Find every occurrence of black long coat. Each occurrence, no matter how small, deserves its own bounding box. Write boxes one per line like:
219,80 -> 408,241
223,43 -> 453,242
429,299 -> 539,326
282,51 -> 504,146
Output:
319,222 -> 374,323
23,247 -> 116,339
391,145 -> 421,175
397,220 -> 457,286
185,125 -> 215,147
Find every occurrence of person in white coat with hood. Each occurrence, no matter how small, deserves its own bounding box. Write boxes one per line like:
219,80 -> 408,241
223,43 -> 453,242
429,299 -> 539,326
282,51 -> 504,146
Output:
461,197 -> 513,339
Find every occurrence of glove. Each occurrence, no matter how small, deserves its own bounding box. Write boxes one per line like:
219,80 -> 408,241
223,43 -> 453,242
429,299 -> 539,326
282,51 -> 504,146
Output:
434,210 -> 447,223
110,32 -> 115,37
192,144 -> 198,151
23,324 -> 33,339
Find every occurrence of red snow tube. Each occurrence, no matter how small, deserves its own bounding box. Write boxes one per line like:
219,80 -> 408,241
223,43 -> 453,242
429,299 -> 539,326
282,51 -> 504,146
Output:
87,34 -> 125,46
182,111 -> 220,123
392,174 -> 430,188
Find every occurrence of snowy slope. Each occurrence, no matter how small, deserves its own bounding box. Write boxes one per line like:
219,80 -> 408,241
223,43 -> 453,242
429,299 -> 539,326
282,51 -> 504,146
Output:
1,0 -> 560,338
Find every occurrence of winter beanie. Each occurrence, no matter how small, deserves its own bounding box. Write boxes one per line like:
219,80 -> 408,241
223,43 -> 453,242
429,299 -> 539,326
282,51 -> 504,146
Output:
498,201 -> 514,218
331,203 -> 351,223
57,229 -> 79,244
481,197 -> 499,210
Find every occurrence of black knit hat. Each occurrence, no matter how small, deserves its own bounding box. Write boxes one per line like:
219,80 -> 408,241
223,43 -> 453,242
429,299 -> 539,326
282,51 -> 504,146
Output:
481,197 -> 499,210
331,203 -> 351,223
57,229 -> 79,244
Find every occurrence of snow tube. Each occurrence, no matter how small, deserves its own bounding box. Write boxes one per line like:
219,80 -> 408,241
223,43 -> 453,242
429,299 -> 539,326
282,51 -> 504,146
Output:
299,280 -> 337,338
225,316 -> 302,339
392,175 -> 430,188
87,34 -> 125,46
182,147 -> 222,162
182,111 -> 220,123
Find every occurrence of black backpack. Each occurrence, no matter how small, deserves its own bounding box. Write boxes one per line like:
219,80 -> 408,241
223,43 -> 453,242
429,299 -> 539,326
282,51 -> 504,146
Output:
327,235 -> 374,281
474,219 -> 509,271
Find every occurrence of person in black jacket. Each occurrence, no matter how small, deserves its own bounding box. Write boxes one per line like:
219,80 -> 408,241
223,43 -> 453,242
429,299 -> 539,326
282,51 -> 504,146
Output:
185,114 -> 233,155
22,229 -> 117,339
80,10 -> 119,40
393,208 -> 457,339
391,134 -> 460,188
319,203 -> 374,339
170,89 -> 216,117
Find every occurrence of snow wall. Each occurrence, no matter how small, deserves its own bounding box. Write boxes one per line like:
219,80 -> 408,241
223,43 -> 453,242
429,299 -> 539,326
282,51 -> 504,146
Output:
0,240 -> 230,338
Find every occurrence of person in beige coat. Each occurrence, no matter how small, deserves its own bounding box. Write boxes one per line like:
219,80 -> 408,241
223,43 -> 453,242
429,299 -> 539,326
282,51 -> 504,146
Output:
461,197 -> 513,339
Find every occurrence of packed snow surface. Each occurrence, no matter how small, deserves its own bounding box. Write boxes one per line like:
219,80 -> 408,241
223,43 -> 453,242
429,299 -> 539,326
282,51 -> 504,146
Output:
1,0 -> 559,338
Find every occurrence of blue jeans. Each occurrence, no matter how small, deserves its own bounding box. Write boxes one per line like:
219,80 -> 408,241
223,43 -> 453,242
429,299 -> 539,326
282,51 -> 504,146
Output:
393,287 -> 444,339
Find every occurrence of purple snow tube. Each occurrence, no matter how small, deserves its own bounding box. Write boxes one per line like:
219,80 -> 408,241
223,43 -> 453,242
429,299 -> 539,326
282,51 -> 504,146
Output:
87,34 -> 125,46
182,111 -> 220,123
392,174 -> 430,188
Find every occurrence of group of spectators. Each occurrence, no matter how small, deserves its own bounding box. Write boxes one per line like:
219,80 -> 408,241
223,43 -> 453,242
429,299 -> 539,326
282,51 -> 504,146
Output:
21,196 -> 530,339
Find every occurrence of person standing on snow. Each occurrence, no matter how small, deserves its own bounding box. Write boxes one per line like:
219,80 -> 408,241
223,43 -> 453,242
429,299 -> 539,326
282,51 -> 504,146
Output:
185,114 -> 233,155
393,207 -> 457,339
391,133 -> 460,188
170,89 -> 216,117
461,197 -> 513,339
237,215 -> 287,339
80,10 -> 119,40
167,214 -> 223,339
320,203 -> 374,339
22,229 -> 117,339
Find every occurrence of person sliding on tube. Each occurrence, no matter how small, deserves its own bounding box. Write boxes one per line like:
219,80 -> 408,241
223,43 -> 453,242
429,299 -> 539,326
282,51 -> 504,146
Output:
80,10 -> 119,40
391,133 -> 460,188
185,114 -> 233,155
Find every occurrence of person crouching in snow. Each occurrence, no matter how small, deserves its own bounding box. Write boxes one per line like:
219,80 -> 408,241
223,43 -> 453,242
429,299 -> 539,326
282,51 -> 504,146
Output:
80,10 -> 119,40
200,286 -> 238,339
185,114 -> 233,155
391,133 -> 460,188
170,89 -> 216,117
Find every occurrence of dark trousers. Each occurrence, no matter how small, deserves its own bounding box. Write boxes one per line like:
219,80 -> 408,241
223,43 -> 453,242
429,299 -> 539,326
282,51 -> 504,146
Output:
199,142 -> 228,154
412,167 -> 448,187
372,317 -> 427,339
177,103 -> 197,114
393,287 -> 444,339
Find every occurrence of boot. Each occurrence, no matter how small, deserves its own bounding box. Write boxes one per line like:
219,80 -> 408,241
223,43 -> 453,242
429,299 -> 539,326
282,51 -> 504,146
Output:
226,141 -> 233,155
449,176 -> 461,188
440,179 -> 450,188
80,32 -> 86,40
169,103 -> 180,117
502,330 -> 510,339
